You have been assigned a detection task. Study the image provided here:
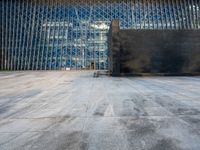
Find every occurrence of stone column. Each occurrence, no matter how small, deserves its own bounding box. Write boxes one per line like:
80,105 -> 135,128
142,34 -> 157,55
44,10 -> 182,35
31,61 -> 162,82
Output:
108,20 -> 120,76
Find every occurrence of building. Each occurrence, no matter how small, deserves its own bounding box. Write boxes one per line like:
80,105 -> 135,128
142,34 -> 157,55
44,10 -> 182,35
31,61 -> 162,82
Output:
1,0 -> 200,70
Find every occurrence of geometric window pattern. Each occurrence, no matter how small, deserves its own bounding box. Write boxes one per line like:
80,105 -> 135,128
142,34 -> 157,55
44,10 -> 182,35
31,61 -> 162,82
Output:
1,0 -> 199,70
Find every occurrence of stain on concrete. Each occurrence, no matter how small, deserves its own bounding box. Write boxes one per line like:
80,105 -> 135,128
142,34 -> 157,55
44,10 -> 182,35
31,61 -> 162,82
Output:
171,107 -> 200,115
0,105 -> 10,114
20,89 -> 41,99
18,131 -> 88,150
119,119 -> 156,136
0,120 -> 13,128
93,102 -> 109,116
93,112 -> 104,116
55,131 -> 88,150
149,138 -> 181,150
180,116 -> 200,130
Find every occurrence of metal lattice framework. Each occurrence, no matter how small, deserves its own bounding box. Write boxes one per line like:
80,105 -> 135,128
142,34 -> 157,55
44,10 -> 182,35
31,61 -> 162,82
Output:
1,0 -> 200,70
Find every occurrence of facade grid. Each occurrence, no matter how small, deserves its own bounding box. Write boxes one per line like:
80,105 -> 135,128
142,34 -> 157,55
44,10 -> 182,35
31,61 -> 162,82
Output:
1,0 -> 200,70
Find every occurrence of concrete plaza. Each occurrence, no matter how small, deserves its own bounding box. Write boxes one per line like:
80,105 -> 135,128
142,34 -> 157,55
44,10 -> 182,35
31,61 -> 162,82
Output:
0,71 -> 200,150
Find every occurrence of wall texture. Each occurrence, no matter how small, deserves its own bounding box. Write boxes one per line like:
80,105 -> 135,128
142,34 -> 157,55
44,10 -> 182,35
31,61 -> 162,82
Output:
109,24 -> 200,76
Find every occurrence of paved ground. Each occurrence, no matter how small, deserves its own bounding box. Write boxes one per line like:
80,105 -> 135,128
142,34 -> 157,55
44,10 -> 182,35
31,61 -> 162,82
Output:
0,71 -> 200,150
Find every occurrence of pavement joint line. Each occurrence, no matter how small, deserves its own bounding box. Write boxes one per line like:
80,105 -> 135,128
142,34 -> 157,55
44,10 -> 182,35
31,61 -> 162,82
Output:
2,115 -> 200,120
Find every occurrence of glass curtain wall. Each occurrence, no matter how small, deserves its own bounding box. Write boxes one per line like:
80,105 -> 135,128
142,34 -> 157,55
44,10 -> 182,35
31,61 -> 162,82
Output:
1,0 -> 200,70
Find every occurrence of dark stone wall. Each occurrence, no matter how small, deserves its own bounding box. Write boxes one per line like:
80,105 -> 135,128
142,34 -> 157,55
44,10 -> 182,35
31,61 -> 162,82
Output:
108,20 -> 120,76
0,48 -> 3,70
0,51 -> 2,70
109,27 -> 200,76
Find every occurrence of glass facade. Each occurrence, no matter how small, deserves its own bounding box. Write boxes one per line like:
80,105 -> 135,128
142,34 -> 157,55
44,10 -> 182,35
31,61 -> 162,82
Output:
1,0 -> 200,70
